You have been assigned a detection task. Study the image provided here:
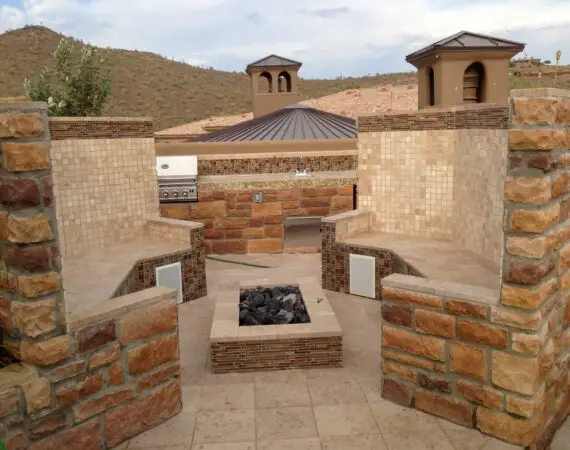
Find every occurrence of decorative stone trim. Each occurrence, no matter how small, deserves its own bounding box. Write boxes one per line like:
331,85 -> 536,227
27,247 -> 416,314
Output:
357,105 -> 509,132
49,117 -> 153,140
198,154 -> 357,175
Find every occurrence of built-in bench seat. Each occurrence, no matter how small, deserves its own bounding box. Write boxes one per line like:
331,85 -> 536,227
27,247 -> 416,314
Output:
340,231 -> 500,291
321,210 -> 501,302
63,216 -> 206,328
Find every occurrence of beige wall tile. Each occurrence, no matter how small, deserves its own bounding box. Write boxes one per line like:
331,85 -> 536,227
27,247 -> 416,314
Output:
358,130 -> 454,240
51,138 -> 159,257
357,129 -> 506,266
451,130 -> 507,267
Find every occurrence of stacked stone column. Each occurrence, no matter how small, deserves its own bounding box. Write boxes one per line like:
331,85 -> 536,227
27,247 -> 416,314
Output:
0,99 -> 67,361
500,89 -> 570,448
378,89 -> 570,449
1,101 -> 184,449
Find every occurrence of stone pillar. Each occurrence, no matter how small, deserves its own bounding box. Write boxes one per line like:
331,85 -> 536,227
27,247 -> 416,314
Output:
0,100 -> 67,362
377,89 -> 570,449
495,88 -> 570,448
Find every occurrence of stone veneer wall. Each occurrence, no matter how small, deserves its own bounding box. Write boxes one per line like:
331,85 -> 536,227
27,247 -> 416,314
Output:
49,117 -> 159,257
357,105 -> 509,266
0,100 -> 66,361
1,103 -> 183,449
197,153 -> 357,175
379,89 -> 570,449
1,292 -> 182,449
161,185 -> 355,254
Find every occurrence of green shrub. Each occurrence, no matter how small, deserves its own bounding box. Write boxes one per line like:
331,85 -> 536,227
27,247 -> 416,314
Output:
24,38 -> 111,116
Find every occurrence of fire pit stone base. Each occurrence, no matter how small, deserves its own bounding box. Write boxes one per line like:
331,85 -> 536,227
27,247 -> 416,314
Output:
210,272 -> 342,373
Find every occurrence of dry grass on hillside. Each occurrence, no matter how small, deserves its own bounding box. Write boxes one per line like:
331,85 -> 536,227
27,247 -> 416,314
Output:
0,25 -> 416,130
2,25 -> 569,132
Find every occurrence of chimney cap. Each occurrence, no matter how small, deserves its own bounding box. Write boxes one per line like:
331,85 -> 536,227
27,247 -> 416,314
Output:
405,30 -> 525,63
246,54 -> 302,74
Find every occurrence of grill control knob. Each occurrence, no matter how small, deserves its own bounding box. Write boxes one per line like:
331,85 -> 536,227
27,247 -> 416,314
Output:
182,191 -> 188,197
163,191 -> 169,197
173,191 -> 179,197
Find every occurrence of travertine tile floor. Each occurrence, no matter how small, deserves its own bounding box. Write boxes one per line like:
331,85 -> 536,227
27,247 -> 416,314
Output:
118,254 -> 569,450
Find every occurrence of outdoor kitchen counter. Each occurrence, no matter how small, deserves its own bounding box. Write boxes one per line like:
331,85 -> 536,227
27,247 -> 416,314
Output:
63,236 -> 190,327
198,170 -> 357,189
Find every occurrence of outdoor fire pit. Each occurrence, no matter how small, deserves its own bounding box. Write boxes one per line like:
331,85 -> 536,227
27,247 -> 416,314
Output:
210,272 -> 342,373
239,284 -> 310,326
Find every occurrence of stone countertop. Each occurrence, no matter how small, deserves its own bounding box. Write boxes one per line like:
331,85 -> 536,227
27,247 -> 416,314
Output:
198,171 -> 357,189
340,231 -> 501,301
63,236 -> 190,323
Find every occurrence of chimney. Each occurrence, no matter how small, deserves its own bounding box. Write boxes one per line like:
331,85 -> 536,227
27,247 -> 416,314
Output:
246,54 -> 302,117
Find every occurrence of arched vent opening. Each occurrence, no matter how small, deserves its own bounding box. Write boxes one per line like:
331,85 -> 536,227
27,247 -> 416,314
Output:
463,62 -> 485,103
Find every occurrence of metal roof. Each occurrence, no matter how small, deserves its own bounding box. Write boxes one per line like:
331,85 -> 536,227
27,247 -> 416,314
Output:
186,104 -> 356,142
246,54 -> 303,72
406,31 -> 525,62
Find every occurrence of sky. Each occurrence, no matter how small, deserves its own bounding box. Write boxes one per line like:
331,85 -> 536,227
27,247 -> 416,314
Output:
1,0 -> 570,78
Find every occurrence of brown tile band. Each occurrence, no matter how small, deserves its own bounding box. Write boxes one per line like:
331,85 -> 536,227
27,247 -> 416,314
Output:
198,155 -> 357,175
49,119 -> 154,140
357,106 -> 510,132
321,222 -> 423,300
211,336 -> 343,373
113,229 -> 207,302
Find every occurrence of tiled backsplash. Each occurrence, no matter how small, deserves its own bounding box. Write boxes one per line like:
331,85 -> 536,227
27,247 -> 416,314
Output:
198,154 -> 357,175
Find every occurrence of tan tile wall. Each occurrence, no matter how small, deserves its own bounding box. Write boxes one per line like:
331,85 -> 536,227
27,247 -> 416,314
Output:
51,138 -> 159,257
452,130 -> 508,267
358,129 -> 507,264
358,130 -> 455,239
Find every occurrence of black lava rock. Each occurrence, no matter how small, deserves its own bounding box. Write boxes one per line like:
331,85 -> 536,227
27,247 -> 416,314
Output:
239,285 -> 311,326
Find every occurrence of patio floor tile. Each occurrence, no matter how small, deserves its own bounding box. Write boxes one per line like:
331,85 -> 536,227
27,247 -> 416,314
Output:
255,406 -> 317,441
313,403 -> 379,437
193,410 -> 255,444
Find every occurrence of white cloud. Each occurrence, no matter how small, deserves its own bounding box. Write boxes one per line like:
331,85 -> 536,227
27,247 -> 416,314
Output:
2,0 -> 570,77
0,5 -> 26,30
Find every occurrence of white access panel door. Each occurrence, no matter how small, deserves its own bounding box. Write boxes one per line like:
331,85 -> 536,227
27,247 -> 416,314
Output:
155,262 -> 183,304
349,254 -> 375,298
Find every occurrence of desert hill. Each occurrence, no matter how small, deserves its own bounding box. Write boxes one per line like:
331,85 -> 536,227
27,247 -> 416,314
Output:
0,25 -> 416,130
2,26 -> 568,132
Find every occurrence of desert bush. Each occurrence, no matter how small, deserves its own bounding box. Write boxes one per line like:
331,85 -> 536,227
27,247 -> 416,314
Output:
24,37 -> 111,116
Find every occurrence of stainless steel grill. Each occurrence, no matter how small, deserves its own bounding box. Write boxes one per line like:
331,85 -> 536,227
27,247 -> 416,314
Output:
156,155 -> 198,203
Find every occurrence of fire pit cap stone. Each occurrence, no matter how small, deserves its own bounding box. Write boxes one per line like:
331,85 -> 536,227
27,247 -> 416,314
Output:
210,274 -> 342,343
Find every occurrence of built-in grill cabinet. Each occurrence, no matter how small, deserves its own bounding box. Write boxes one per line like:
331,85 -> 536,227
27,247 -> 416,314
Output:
156,155 -> 198,203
